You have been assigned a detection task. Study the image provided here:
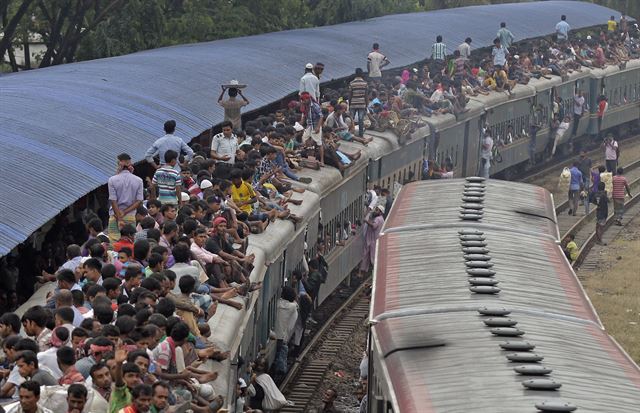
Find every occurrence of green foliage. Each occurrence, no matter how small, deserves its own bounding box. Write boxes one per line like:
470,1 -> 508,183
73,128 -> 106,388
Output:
2,0 -> 638,69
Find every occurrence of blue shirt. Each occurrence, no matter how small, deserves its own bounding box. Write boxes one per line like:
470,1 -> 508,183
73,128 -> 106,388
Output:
144,134 -> 194,172
569,167 -> 583,190
556,21 -> 570,40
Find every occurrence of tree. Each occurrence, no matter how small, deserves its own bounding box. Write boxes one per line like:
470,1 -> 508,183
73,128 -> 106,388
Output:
76,0 -> 166,60
0,0 -> 36,69
33,0 -> 124,67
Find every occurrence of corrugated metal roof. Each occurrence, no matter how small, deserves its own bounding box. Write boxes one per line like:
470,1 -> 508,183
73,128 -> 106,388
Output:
0,1 -> 621,256
383,179 -> 559,240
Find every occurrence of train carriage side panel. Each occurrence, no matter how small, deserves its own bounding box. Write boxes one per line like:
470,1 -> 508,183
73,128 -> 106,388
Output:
317,167 -> 367,304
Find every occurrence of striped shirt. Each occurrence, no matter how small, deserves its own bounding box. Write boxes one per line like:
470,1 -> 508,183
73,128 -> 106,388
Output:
152,166 -> 182,204
349,77 -> 368,109
612,175 -> 628,199
431,42 -> 447,61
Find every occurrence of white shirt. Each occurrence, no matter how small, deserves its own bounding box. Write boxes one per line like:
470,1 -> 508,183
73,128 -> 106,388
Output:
299,72 -> 320,102
38,347 -> 64,380
458,42 -> 471,60
211,132 -> 239,164
367,51 -> 387,77
605,140 -> 619,160
481,136 -> 494,160
275,299 -> 298,341
367,190 -> 378,210
170,262 -> 201,294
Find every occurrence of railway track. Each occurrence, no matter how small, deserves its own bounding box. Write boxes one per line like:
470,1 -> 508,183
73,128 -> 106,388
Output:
552,157 -> 640,269
279,280 -> 370,412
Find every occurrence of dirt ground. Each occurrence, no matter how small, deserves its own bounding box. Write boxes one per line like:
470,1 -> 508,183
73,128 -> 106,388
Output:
580,213 -> 640,363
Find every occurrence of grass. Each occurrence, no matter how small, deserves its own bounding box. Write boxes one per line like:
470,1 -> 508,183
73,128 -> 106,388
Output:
581,217 -> 640,364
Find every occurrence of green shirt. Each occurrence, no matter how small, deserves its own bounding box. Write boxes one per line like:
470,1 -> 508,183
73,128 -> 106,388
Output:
109,385 -> 132,413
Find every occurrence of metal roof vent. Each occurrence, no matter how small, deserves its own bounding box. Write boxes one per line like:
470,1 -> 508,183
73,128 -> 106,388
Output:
500,341 -> 535,351
469,285 -> 501,294
514,365 -> 552,375
460,214 -> 483,221
460,203 -> 484,209
459,229 -> 484,235
478,307 -> 510,316
482,317 -> 516,327
462,196 -> 484,203
460,240 -> 488,247
462,247 -> 489,254
469,277 -> 499,286
490,327 -> 524,337
459,234 -> 485,241
535,401 -> 577,412
460,208 -> 484,215
465,261 -> 493,268
466,176 -> 486,182
506,352 -> 544,362
522,379 -> 561,390
463,254 -> 491,261
464,183 -> 486,188
463,190 -> 485,197
467,268 -> 496,276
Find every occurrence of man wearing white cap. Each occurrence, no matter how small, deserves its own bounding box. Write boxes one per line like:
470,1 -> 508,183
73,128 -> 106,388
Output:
299,63 -> 320,102
358,204 -> 385,279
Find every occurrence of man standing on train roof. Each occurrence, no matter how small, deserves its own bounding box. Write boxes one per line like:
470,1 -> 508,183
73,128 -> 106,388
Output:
431,35 -> 447,73
358,205 -> 385,280
367,43 -> 390,81
458,37 -> 472,60
144,120 -> 193,173
492,38 -> 508,69
217,80 -> 249,130
107,153 -> 144,243
497,22 -> 514,51
300,91 -> 325,166
349,68 -> 369,138
556,15 -> 570,42
210,120 -> 239,164
300,63 -> 320,102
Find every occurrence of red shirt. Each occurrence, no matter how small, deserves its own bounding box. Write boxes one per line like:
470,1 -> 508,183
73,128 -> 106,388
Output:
612,175 -> 628,200
113,238 -> 134,253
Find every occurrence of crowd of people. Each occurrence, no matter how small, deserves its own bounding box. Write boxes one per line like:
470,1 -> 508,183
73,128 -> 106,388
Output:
562,133 -> 633,259
0,103 -> 395,412
0,12 -> 637,413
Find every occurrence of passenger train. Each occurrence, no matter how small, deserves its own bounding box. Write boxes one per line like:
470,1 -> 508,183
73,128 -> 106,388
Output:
9,6 -> 640,413
369,179 -> 640,412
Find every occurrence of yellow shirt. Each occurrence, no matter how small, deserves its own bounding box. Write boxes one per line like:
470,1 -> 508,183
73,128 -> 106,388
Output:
566,241 -> 579,262
231,181 -> 256,213
607,20 -> 617,32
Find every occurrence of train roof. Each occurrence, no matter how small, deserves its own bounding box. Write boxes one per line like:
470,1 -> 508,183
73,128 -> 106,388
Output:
374,311 -> 640,413
383,179 -> 560,240
372,220 -> 598,323
371,179 -> 640,412
0,1 -> 623,256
